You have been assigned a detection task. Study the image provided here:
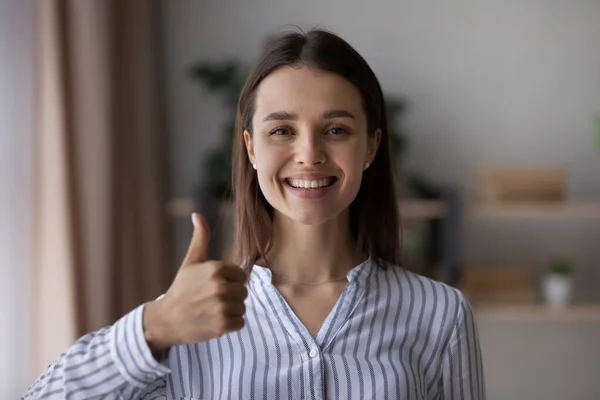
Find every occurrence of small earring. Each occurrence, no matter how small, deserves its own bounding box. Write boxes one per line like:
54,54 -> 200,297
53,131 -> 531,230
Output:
365,162 -> 370,170
252,163 -> 257,170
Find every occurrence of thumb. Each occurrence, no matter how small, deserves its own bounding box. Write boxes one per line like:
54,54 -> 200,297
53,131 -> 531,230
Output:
181,213 -> 210,267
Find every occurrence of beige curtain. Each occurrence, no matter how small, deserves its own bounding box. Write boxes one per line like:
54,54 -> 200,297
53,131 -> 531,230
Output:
31,0 -> 171,378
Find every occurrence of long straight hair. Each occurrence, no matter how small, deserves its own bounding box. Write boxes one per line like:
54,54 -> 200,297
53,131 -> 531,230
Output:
232,29 -> 401,271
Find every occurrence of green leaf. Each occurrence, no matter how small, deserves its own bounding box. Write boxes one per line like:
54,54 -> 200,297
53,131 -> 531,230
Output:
548,259 -> 572,275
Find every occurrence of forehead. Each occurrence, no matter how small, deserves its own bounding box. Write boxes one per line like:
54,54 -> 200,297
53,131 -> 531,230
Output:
253,66 -> 364,121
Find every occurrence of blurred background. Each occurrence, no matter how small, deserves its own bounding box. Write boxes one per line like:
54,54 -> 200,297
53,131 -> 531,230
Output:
2,0 -> 600,398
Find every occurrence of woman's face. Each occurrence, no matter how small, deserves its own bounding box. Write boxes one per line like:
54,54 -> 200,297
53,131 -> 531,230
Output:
244,66 -> 380,226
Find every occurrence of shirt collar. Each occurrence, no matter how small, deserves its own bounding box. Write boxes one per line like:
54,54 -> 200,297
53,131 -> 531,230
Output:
250,257 -> 375,285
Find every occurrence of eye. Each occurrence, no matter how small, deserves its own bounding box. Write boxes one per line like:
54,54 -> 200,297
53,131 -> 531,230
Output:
269,127 -> 290,136
327,126 -> 348,136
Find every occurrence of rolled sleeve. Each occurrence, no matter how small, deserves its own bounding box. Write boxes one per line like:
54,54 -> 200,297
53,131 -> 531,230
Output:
109,303 -> 171,387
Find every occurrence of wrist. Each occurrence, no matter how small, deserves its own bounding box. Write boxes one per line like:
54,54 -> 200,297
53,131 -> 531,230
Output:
143,300 -> 171,356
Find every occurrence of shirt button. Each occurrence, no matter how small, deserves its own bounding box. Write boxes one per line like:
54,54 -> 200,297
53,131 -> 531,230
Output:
308,348 -> 318,358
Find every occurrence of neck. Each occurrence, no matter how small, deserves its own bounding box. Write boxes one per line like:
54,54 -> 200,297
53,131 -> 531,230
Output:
265,210 -> 365,283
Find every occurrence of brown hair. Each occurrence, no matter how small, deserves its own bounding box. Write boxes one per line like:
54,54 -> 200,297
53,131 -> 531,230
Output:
232,29 -> 401,271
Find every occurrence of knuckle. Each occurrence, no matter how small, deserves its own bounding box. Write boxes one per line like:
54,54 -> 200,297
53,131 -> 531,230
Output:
212,281 -> 228,296
232,317 -> 245,330
234,269 -> 247,283
211,318 -> 224,334
223,318 -> 242,334
213,299 -> 227,315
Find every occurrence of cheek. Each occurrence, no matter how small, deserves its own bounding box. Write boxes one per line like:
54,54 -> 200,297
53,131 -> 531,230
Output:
339,144 -> 366,174
254,143 -> 285,192
338,145 -> 367,195
256,165 -> 279,191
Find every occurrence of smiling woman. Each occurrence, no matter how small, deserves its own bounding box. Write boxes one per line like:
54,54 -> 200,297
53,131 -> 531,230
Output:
24,29 -> 485,400
233,32 -> 399,281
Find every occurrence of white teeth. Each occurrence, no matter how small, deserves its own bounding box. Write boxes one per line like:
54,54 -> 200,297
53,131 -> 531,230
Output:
287,178 -> 334,189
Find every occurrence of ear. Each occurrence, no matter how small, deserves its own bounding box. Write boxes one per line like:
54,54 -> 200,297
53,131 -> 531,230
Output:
366,129 -> 382,164
243,130 -> 256,164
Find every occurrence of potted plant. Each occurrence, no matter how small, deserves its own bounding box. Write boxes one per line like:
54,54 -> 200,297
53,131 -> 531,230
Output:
189,59 -> 246,201
542,259 -> 574,308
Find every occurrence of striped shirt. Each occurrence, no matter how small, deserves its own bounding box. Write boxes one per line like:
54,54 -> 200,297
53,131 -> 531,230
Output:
24,258 -> 485,399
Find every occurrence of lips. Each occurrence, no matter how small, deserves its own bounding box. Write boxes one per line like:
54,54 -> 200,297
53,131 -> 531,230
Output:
285,177 -> 337,189
282,176 -> 338,199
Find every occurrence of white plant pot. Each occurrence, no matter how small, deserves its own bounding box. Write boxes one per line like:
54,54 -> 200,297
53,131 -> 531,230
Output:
542,274 -> 573,308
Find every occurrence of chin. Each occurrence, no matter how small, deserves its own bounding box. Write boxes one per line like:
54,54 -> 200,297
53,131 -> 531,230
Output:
283,204 -> 348,227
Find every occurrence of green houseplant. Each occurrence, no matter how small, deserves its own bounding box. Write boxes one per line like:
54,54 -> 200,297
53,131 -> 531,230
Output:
189,59 -> 247,199
547,260 -> 573,276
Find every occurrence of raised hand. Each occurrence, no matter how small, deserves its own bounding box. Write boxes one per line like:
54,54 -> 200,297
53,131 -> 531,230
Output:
143,213 -> 248,354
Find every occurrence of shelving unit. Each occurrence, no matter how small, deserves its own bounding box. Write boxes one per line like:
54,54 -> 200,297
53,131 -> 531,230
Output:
472,202 -> 600,219
469,200 -> 600,317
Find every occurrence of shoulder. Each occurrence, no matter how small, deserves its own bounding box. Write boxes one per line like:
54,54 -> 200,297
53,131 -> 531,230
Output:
375,260 -> 469,330
376,259 -> 464,304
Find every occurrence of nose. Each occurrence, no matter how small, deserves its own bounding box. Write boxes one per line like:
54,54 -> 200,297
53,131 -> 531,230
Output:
294,131 -> 326,166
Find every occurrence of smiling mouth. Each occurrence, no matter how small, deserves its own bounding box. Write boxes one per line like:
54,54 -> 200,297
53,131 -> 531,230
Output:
284,177 -> 338,189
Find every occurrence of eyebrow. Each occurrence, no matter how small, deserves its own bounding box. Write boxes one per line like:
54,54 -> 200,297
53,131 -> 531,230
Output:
262,109 -> 355,122
322,109 -> 355,120
263,111 -> 296,122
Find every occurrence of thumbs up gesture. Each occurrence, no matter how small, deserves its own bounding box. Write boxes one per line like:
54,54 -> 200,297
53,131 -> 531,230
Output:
143,213 -> 248,354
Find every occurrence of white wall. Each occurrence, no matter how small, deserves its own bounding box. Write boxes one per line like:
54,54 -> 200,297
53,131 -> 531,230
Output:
0,0 -> 34,397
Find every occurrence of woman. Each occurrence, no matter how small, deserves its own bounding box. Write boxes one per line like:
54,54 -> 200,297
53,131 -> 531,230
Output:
25,29 -> 484,400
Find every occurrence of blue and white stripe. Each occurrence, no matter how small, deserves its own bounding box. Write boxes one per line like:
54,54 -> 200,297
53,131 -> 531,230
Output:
24,259 -> 485,399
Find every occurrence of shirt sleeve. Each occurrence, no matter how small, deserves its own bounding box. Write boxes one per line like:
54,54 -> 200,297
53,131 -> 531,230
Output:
440,293 -> 486,399
22,303 -> 172,399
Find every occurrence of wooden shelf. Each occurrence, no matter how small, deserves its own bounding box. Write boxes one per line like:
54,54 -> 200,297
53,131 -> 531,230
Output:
400,200 -> 446,219
472,202 -> 600,219
166,197 -> 446,220
474,303 -> 600,322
